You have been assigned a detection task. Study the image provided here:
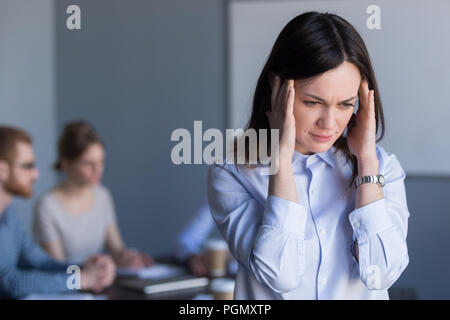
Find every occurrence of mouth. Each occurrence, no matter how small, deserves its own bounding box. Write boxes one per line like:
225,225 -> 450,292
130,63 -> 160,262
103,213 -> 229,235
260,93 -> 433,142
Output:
310,132 -> 333,143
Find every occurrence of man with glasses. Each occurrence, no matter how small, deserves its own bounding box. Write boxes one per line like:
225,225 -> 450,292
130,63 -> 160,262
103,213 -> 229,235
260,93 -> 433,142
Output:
0,126 -> 116,299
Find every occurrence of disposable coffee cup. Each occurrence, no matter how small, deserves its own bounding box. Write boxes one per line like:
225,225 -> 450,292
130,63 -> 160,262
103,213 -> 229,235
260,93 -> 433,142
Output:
210,278 -> 235,300
205,239 -> 228,277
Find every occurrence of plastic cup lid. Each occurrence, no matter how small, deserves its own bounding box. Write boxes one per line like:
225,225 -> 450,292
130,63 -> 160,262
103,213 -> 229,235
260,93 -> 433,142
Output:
211,278 -> 235,292
205,238 -> 228,250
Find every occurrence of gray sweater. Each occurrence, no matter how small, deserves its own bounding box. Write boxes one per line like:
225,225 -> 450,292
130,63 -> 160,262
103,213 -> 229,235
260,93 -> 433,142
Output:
33,185 -> 117,265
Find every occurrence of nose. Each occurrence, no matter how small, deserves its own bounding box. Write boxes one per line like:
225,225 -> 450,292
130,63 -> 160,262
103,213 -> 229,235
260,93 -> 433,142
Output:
94,163 -> 104,174
317,107 -> 336,130
33,168 -> 40,181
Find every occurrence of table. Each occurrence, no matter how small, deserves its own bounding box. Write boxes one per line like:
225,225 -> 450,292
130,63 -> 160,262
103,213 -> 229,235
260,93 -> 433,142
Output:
102,255 -> 234,300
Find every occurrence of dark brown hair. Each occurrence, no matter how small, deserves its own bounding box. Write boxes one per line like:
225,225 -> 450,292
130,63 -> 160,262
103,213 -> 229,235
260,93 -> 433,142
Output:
54,120 -> 103,171
0,126 -> 32,162
234,11 -> 385,192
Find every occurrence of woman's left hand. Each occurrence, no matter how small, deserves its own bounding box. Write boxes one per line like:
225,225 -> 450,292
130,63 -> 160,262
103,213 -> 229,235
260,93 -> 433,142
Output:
346,78 -> 378,161
116,249 -> 154,268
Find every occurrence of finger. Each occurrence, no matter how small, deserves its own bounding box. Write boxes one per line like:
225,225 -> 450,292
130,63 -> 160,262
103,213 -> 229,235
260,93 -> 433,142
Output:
358,78 -> 370,108
97,258 -> 108,268
125,257 -> 141,269
270,74 -> 281,112
274,77 -> 288,113
193,264 -> 201,276
368,90 -> 375,115
143,254 -> 154,266
198,260 -> 208,275
199,265 -> 207,276
285,79 -> 295,114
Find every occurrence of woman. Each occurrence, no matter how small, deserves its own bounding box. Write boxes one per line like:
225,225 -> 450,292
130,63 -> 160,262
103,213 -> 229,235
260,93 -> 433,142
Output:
33,121 -> 153,268
207,12 -> 409,299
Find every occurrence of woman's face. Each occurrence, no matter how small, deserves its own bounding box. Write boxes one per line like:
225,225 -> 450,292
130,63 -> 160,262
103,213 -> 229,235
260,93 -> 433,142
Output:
293,61 -> 361,155
63,142 -> 105,186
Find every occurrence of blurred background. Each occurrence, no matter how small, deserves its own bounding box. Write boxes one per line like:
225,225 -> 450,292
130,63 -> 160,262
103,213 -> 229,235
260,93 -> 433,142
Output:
1,0 -> 449,299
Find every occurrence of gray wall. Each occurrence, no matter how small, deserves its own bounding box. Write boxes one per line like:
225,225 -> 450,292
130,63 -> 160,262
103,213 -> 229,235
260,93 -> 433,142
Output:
0,0 -> 57,231
55,0 -> 225,256
393,176 -> 450,299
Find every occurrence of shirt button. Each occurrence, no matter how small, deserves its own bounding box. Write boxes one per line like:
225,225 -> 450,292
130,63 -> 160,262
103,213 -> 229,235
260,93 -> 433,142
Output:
319,228 -> 326,235
320,278 -> 327,285
353,221 -> 361,228
311,189 -> 315,195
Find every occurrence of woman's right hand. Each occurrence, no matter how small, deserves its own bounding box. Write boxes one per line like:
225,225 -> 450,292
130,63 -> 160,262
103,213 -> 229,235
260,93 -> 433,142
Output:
265,74 -> 297,162
266,74 -> 299,204
81,254 -> 116,293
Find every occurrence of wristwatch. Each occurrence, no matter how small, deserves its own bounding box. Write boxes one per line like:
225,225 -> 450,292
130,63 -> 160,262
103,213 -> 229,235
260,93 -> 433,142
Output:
354,174 -> 385,188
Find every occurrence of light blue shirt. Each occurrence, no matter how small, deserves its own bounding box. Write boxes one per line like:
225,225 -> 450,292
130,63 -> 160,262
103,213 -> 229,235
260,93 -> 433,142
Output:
207,144 -> 409,300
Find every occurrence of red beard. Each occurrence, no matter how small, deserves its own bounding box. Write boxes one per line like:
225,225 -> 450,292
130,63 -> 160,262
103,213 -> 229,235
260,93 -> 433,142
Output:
4,177 -> 33,198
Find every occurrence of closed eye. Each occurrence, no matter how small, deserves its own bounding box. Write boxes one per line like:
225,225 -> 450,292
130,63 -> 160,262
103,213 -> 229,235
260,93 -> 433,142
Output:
304,100 -> 320,106
304,100 -> 355,108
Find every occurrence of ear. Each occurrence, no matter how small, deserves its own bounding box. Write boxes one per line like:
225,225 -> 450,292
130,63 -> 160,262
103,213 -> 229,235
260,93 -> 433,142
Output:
60,158 -> 70,172
0,160 -> 10,183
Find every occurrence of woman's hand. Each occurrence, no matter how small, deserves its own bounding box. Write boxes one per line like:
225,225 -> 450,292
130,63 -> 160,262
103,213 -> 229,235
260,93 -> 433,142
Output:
187,254 -> 208,276
81,254 -> 116,293
266,74 -> 299,203
115,249 -> 154,269
346,79 -> 378,162
265,74 -> 297,161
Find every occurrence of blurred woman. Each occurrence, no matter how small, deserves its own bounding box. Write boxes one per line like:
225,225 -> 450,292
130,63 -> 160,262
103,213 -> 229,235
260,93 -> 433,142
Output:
33,121 -> 153,268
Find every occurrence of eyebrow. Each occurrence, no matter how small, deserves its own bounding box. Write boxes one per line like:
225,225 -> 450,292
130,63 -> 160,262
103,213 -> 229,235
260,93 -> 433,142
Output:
305,93 -> 357,104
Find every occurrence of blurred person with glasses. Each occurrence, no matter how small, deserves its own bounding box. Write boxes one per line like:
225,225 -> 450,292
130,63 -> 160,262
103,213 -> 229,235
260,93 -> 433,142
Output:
0,125 -> 115,299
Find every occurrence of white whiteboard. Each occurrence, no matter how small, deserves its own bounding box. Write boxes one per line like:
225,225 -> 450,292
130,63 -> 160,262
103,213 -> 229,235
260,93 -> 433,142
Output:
228,0 -> 450,176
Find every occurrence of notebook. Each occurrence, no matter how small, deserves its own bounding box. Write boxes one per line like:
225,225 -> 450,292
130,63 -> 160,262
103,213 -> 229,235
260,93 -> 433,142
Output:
118,275 -> 210,295
117,264 -> 186,279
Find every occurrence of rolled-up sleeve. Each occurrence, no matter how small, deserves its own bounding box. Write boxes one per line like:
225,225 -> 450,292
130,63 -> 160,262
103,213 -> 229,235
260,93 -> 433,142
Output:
349,151 -> 410,290
207,164 -> 308,293
0,268 -> 69,299
0,211 -> 71,299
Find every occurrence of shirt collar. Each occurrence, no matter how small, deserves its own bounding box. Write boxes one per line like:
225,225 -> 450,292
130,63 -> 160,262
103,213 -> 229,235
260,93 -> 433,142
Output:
292,145 -> 337,168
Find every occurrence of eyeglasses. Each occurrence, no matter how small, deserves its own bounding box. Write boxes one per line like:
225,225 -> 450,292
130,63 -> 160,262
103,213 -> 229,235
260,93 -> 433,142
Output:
13,161 -> 37,170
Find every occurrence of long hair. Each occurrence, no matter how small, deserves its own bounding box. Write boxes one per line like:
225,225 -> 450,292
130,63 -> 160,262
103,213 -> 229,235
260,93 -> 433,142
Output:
235,11 -> 385,191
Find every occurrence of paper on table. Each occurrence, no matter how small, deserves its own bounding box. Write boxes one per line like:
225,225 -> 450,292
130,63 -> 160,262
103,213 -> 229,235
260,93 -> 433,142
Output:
22,293 -> 107,300
116,263 -> 186,280
193,293 -> 213,300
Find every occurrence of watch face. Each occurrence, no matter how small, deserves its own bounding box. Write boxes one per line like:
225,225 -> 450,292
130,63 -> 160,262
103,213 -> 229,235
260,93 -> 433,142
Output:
378,175 -> 385,186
